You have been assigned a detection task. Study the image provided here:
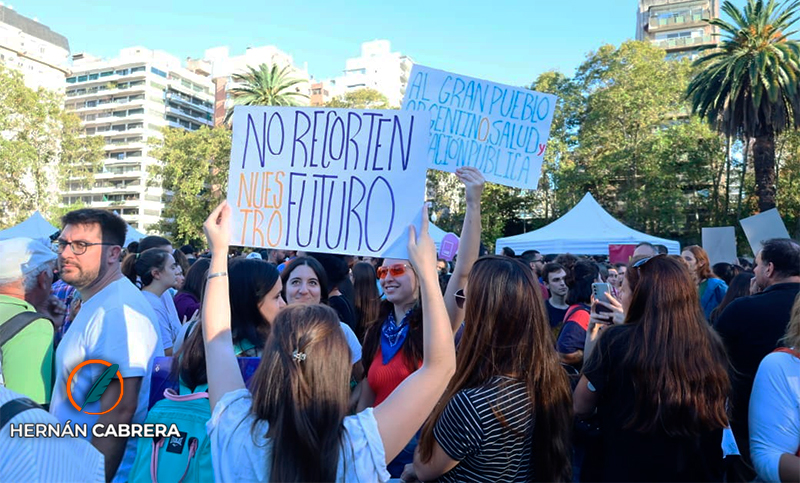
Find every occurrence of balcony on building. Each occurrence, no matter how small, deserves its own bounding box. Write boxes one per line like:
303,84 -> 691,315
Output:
647,5 -> 711,32
653,33 -> 713,50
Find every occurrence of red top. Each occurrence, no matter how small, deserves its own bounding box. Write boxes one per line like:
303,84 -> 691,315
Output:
367,347 -> 419,406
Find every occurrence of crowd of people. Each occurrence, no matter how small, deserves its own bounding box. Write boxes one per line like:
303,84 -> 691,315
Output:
0,165 -> 798,482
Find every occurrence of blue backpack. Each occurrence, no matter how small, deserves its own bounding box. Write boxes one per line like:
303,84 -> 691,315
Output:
129,385 -> 212,483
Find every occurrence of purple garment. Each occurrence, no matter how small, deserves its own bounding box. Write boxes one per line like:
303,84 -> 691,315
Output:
173,292 -> 200,322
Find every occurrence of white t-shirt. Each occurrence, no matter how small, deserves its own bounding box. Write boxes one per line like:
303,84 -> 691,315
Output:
340,321 -> 362,365
143,291 -> 181,352
208,388 -> 391,482
0,386 -> 105,483
749,350 -> 800,483
50,277 -> 163,483
163,290 -> 182,349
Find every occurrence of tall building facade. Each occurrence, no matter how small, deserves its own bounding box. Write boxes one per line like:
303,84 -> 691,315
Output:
0,5 -> 69,91
325,40 -> 413,107
63,47 -> 214,231
194,46 -> 311,126
636,0 -> 719,58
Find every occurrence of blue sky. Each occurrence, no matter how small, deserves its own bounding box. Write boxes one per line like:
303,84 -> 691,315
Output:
21,0 -> 746,87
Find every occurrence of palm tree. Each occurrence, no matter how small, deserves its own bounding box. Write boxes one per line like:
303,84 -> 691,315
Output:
225,63 -> 308,123
688,0 -> 800,212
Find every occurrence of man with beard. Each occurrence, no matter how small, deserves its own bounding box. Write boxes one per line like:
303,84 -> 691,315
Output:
49,209 -> 162,483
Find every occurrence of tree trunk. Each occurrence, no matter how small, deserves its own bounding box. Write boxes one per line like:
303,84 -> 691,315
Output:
724,134 -> 732,217
737,137 -> 751,219
752,131 -> 777,212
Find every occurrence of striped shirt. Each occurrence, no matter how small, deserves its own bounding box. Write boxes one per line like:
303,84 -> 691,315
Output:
0,386 -> 104,483
433,376 -> 533,482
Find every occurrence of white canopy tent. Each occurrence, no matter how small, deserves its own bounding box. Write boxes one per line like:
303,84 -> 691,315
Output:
0,211 -> 59,242
125,224 -> 148,247
429,222 -> 448,250
494,193 -> 681,256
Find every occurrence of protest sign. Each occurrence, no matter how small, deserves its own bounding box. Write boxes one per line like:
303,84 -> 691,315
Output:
402,65 -> 557,190
438,233 -> 459,261
226,106 -> 431,258
702,227 -> 737,265
739,208 -> 790,255
608,244 -> 636,265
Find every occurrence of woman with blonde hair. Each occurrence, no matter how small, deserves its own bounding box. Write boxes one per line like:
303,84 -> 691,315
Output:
749,293 -> 800,482
199,201 -> 455,481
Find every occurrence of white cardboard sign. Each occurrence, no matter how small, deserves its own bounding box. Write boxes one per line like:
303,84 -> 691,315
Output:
226,106 -> 431,258
739,209 -> 790,255
402,65 -> 557,190
702,227 -> 738,265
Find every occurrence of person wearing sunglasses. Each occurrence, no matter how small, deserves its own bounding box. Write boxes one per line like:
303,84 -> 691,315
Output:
358,167 -> 486,478
574,255 -> 731,482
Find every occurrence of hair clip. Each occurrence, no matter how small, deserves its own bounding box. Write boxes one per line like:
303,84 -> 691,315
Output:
292,350 -> 307,362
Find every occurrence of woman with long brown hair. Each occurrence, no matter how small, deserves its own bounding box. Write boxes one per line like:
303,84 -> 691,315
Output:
406,256 -> 573,482
200,201 -> 455,482
352,261 -> 381,342
682,245 -> 728,320
574,255 -> 731,481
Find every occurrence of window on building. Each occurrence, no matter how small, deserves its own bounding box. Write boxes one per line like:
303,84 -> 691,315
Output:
66,77 -> 77,83
86,100 -> 97,108
130,66 -> 146,73
115,69 -> 129,76
130,80 -> 145,87
151,67 -> 167,78
129,94 -> 145,101
89,73 -> 99,80
113,110 -> 126,117
77,75 -> 88,82
100,70 -> 114,77
127,122 -> 143,130
85,127 -> 96,135
128,108 -> 144,115
166,115 -> 178,123
112,125 -> 126,132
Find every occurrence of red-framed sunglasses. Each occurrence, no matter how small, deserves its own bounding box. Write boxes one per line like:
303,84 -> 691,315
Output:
377,263 -> 411,279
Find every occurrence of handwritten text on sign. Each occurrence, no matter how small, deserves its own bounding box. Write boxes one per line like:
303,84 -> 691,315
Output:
227,107 -> 430,257
402,65 -> 557,190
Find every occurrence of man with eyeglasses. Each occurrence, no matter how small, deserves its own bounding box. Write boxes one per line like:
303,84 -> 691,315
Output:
49,209 -> 162,483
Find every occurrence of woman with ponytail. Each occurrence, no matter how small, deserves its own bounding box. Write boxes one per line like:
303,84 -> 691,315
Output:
121,248 -> 181,355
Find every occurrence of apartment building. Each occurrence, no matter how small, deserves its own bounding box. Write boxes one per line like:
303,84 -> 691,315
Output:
194,45 -> 311,126
636,0 -> 719,58
62,47 -> 214,231
326,40 -> 413,107
0,4 -> 69,91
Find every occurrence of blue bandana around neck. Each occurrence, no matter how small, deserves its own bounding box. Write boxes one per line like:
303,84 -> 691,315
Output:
380,309 -> 413,364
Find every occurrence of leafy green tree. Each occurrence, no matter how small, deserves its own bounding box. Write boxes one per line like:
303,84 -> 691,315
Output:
0,66 -> 103,228
149,127 -> 231,246
225,64 -> 309,123
325,88 -> 390,109
688,0 -> 800,212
